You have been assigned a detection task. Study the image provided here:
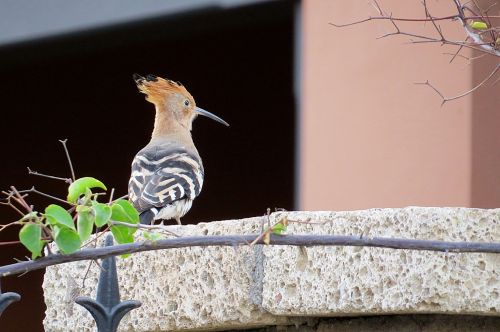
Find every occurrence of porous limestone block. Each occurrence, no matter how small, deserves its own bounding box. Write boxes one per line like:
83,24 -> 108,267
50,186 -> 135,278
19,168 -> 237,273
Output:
43,207 -> 500,332
262,207 -> 500,316
43,217 -> 294,331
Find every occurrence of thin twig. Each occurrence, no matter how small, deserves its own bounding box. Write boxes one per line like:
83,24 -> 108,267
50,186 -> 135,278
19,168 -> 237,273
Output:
81,260 -> 94,288
453,0 -> 500,56
423,0 -> 445,41
330,0 -> 500,57
59,139 -> 75,182
0,240 -> 23,246
415,63 -> 500,105
27,167 -> 72,184
112,194 -> 128,202
16,187 -> 73,206
108,188 -> 115,204
492,74 -> 500,86
0,237 -> 51,246
443,50 -> 487,63
10,186 -> 32,213
0,194 -> 26,217
250,209 -> 283,246
0,222 -> 23,234
80,226 -> 110,249
109,221 -> 180,237
329,14 -> 499,28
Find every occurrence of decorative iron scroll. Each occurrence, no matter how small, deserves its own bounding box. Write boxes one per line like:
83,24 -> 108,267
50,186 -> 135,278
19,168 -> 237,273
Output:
75,235 -> 141,332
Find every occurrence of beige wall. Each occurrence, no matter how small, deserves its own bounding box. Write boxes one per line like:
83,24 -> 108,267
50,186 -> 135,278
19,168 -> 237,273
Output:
299,1 -> 499,210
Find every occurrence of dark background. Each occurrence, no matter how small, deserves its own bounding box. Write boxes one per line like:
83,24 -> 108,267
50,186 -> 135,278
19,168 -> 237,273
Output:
0,2 -> 295,330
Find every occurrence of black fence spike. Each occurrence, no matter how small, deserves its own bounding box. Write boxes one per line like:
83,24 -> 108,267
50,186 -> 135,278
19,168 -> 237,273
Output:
0,292 -> 21,317
75,234 -> 141,332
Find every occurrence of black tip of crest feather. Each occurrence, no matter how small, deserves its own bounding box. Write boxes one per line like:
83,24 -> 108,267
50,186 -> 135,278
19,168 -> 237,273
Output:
133,73 -> 144,83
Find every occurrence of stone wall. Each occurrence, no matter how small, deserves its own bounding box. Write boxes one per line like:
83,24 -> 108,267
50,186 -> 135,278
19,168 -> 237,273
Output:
43,207 -> 500,331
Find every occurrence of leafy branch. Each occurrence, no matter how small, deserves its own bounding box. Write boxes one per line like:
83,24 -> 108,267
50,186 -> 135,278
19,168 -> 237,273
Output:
0,140 -> 142,259
1,178 -> 140,258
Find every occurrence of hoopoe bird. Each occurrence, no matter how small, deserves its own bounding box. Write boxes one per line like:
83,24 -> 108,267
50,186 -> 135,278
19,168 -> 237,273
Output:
129,74 -> 228,225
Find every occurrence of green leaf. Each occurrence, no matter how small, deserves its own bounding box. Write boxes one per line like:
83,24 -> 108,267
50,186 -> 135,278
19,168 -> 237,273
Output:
77,206 -> 94,242
92,202 -> 112,227
143,232 -> 163,242
20,212 -> 38,222
67,177 -> 107,203
45,204 -> 75,230
110,224 -> 134,244
54,226 -> 82,254
470,21 -> 488,30
109,200 -> 139,251
272,222 -> 287,235
111,205 -> 136,238
82,187 -> 93,205
19,223 -> 44,259
111,200 -> 139,224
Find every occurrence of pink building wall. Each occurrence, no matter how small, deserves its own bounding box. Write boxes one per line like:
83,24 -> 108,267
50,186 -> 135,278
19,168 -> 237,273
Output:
299,1 -> 499,210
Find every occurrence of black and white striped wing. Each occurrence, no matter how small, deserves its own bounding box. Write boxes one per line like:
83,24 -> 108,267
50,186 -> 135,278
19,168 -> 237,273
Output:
128,148 -> 204,213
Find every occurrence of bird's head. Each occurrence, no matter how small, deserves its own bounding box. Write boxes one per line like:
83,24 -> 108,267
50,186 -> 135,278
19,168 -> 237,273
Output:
133,74 -> 228,132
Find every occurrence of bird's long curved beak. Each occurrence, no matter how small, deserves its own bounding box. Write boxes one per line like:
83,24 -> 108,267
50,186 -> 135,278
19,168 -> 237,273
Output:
196,107 -> 229,126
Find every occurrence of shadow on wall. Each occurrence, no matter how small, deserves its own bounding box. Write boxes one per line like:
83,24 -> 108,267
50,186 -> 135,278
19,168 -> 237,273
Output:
470,2 -> 500,208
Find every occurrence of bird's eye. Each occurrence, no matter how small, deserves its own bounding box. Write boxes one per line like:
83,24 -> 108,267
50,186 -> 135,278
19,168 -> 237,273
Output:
184,100 -> 190,107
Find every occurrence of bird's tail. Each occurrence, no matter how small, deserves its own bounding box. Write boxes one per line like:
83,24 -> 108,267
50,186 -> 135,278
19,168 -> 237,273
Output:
139,209 -> 156,225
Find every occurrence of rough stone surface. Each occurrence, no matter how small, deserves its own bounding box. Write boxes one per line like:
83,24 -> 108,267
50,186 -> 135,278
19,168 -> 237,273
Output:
43,207 -> 500,331
262,208 -> 500,316
43,217 -> 290,331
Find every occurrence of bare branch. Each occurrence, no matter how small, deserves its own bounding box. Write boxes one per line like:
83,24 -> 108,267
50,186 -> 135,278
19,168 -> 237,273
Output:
492,74 -> 500,85
415,80 -> 447,106
0,193 -> 27,217
330,0 -> 499,102
27,167 -> 72,183
59,139 -> 75,182
1,234 -> 500,277
452,0 -> 500,56
370,0 -> 384,16
250,209 -> 285,246
80,227 -> 110,249
108,188 -> 115,204
330,0 -> 500,57
0,240 -> 23,246
443,49 -> 488,63
9,186 -> 32,213
0,221 -> 23,234
111,194 -> 128,203
16,186 -> 74,206
416,63 -> 500,105
329,14 -> 499,28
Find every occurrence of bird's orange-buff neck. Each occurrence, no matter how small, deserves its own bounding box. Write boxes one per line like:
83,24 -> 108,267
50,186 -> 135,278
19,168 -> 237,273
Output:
151,105 -> 195,148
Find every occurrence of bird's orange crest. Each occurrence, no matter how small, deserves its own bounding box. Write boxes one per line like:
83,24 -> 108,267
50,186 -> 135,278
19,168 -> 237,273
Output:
133,74 -> 193,104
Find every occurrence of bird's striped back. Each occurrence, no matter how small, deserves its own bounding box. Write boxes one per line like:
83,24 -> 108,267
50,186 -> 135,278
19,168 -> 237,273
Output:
128,141 -> 204,216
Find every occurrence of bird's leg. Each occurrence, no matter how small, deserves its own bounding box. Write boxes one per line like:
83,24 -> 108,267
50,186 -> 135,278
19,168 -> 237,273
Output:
175,217 -> 182,225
